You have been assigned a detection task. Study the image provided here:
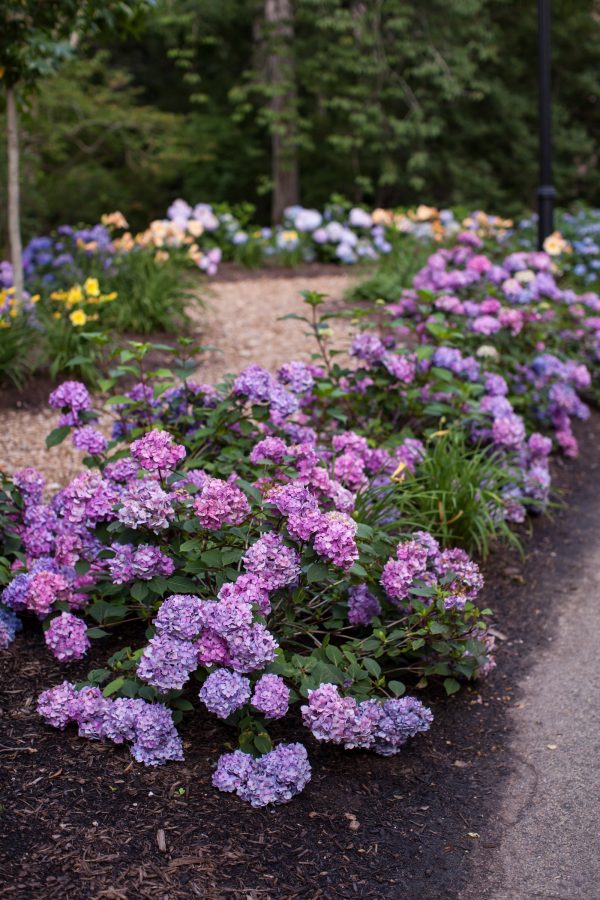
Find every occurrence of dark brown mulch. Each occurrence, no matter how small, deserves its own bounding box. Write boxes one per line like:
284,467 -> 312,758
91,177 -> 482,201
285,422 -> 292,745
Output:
1,415 -> 599,900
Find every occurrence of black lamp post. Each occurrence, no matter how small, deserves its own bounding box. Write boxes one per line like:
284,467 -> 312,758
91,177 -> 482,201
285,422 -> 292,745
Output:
537,0 -> 555,249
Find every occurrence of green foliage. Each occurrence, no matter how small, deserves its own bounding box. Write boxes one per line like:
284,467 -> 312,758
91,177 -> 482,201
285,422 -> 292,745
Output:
360,430 -> 523,559
3,0 -> 600,231
346,235 -> 435,303
101,252 -> 197,335
0,307 -> 35,387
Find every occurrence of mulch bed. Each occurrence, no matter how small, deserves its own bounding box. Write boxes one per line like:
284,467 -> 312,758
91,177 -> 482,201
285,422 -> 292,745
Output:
1,415 -> 599,899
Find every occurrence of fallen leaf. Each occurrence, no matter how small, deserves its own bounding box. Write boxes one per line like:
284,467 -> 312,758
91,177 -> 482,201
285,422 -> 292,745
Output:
547,744 -> 558,750
468,832 -> 480,839
453,760 -> 469,768
345,813 -> 360,831
156,829 -> 167,852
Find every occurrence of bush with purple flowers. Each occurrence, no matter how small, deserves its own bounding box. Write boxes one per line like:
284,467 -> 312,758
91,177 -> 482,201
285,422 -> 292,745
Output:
3,220 -> 600,808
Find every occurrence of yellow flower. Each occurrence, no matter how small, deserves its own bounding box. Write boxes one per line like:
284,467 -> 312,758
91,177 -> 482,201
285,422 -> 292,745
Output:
70,309 -> 87,327
30,294 -> 40,303
103,291 -> 118,302
282,230 -> 298,242
390,461 -> 407,482
67,285 -> 84,306
84,277 -> 100,297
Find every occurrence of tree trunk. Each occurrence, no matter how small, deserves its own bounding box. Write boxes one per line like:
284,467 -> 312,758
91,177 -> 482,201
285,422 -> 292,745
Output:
6,84 -> 24,301
264,0 -> 299,223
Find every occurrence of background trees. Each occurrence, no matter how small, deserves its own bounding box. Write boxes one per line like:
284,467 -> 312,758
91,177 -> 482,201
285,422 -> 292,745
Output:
2,0 -> 600,240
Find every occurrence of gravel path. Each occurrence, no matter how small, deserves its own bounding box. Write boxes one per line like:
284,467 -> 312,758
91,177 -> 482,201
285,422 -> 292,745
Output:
0,272 -> 355,485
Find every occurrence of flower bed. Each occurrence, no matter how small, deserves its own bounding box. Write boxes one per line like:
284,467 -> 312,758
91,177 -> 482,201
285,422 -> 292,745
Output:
0,224 -> 597,807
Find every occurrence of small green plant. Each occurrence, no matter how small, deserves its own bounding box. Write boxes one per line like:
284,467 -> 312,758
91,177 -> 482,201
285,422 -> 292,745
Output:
359,429 -> 524,558
345,234 -> 433,303
103,251 -> 197,334
0,307 -> 35,388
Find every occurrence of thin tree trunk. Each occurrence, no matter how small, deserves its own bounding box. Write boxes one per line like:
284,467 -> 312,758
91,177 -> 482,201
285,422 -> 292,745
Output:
264,0 -> 299,223
6,84 -> 23,301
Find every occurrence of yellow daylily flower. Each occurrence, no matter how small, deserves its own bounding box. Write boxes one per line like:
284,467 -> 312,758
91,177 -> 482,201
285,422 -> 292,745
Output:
70,309 -> 87,327
67,285 -> 84,306
84,277 -> 100,297
391,461 -> 407,482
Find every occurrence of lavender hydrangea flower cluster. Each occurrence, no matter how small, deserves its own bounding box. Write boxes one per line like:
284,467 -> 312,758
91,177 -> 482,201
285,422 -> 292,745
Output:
72,426 -> 108,456
347,584 -> 382,626
108,542 -> 174,583
213,742 -> 311,807
130,429 -> 186,472
194,477 -> 250,530
0,605 -> 22,649
251,673 -> 290,719
37,682 -> 183,765
44,612 -> 90,661
301,684 -> 433,755
199,668 -> 251,718
380,533 -> 483,611
117,479 -> 174,531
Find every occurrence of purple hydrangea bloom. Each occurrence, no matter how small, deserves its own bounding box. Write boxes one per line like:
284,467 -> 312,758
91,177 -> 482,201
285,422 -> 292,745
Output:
382,352 -> 416,383
60,471 -> 117,526
243,532 -> 301,590
195,629 -> 232,666
226,623 -> 279,674
218,574 -> 271,616
193,478 -> 250,530
130,703 -> 184,765
12,467 -> 45,505
277,361 -> 315,394
347,584 -> 381,626
333,451 -> 368,491
118,479 -> 174,532
484,373 -> 509,396
137,633 -> 199,692
68,686 -> 111,739
212,749 -> 255,793
199,668 -> 251,719
44,612 -> 90,661
48,381 -> 91,415
350,333 -> 387,364
250,436 -> 289,465
104,698 -> 146,744
370,697 -> 434,756
491,414 -> 526,449
251,673 -> 290,719
72,426 -> 108,455
267,483 -> 324,541
130,430 -> 186,473
103,457 -> 140,484
0,605 -> 22,649
153,594 -> 205,640
214,743 -> 311,807
435,548 -> 484,610
233,365 -> 298,419
380,540 -> 428,603
37,681 -> 79,729
313,511 -> 359,570
301,684 -> 432,755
